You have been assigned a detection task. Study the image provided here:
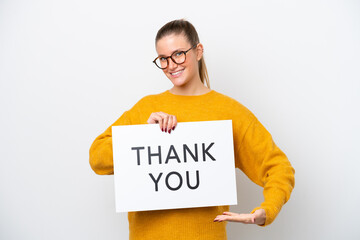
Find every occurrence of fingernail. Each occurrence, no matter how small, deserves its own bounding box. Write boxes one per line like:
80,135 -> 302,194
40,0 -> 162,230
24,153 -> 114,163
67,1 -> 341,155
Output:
169,129 -> 171,134
172,126 -> 175,130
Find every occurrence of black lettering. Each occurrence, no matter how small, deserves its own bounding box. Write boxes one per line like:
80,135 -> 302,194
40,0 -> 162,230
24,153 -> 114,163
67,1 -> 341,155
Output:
165,145 -> 181,164
183,144 -> 198,163
131,146 -> 145,165
186,170 -> 200,190
202,142 -> 216,161
149,172 -> 163,192
165,171 -> 183,191
148,146 -> 162,165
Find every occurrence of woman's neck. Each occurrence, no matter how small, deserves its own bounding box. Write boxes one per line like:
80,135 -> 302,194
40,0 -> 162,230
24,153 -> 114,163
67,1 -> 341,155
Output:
169,80 -> 210,96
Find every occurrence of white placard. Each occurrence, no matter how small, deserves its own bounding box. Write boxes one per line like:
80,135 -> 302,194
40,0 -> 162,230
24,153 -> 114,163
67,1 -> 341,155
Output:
112,120 -> 237,212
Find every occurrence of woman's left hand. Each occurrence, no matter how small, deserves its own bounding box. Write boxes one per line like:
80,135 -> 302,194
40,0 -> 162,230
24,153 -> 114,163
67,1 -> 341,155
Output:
213,209 -> 266,225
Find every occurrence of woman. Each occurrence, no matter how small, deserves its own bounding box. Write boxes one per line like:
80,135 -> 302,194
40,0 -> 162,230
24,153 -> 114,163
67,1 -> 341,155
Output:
89,19 -> 295,240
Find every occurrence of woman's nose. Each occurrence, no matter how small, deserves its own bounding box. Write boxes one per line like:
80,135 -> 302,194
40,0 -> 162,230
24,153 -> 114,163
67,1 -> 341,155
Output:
168,58 -> 178,70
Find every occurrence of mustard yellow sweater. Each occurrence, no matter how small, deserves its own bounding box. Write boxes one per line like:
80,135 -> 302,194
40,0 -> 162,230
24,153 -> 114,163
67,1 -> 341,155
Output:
89,89 -> 295,240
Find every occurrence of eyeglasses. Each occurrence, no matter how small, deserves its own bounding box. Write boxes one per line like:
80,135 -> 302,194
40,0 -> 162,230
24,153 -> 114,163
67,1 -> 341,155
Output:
153,44 -> 198,69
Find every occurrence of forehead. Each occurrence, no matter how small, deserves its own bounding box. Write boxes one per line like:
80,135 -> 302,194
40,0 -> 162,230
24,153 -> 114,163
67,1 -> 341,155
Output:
156,33 -> 190,55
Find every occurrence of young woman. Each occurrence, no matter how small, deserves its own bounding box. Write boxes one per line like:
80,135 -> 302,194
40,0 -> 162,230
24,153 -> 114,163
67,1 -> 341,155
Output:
89,19 -> 295,240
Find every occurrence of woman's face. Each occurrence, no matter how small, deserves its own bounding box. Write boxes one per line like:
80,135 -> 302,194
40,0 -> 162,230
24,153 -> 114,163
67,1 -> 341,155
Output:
155,33 -> 202,88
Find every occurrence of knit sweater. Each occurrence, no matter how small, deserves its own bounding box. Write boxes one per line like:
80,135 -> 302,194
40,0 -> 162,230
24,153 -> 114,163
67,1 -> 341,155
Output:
89,89 -> 295,240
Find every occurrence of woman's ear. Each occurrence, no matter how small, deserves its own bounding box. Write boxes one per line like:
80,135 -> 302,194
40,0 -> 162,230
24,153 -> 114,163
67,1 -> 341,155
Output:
196,43 -> 204,61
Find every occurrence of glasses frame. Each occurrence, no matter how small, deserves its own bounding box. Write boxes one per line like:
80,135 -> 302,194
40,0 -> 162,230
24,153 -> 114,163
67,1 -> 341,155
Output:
153,44 -> 198,69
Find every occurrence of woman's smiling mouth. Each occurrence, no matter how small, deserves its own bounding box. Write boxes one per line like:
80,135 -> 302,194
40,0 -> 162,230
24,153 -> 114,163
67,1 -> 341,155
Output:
170,69 -> 184,77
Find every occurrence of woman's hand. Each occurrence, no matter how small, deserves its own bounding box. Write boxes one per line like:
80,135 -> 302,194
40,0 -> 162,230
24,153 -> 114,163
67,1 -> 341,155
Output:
213,209 -> 266,225
147,111 -> 177,133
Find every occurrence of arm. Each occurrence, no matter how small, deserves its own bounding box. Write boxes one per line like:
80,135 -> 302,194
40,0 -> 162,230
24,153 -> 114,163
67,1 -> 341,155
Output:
89,110 -> 178,174
89,111 -> 131,175
215,116 -> 294,225
236,116 -> 295,226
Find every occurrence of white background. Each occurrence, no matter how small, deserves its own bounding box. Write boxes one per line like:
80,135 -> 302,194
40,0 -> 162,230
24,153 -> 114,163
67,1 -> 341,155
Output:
0,0 -> 359,239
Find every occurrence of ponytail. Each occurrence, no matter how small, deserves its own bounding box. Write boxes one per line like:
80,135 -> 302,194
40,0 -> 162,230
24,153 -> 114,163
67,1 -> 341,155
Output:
199,57 -> 210,88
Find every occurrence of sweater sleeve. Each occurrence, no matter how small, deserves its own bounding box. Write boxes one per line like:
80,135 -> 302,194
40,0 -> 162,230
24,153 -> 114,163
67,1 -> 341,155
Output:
89,111 -> 131,175
235,116 -> 295,226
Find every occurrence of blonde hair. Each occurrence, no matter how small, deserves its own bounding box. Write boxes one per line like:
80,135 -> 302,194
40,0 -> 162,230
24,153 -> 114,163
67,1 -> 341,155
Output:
155,19 -> 210,88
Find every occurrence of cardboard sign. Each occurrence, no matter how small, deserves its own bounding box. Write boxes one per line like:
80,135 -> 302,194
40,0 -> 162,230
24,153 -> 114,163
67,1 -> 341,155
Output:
112,120 -> 237,212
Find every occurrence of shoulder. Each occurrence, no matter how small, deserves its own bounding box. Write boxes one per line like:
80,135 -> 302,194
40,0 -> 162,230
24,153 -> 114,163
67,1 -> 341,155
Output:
132,90 -> 166,107
211,90 -> 255,120
120,91 -> 167,124
126,90 -> 167,114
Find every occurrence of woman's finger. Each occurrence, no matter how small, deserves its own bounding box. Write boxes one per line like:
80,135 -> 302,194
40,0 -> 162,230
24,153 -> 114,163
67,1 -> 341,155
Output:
156,112 -> 169,131
156,111 -> 168,119
157,112 -> 170,130
213,215 -> 234,222
167,115 -> 173,133
172,115 -> 177,130
147,113 -> 157,124
147,112 -> 178,133
222,212 -> 236,216
147,113 -> 160,124
162,115 -> 170,132
214,213 -> 255,224
147,113 -> 164,131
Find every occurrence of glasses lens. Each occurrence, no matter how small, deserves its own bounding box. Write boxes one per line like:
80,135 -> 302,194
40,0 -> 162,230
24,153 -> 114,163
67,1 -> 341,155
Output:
172,51 -> 185,64
155,57 -> 167,69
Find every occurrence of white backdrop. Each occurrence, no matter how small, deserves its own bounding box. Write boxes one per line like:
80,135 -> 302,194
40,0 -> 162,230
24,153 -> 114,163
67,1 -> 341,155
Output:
1,0 -> 359,239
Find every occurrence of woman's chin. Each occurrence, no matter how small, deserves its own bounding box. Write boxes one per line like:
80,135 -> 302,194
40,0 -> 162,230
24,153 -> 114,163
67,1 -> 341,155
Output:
169,78 -> 187,87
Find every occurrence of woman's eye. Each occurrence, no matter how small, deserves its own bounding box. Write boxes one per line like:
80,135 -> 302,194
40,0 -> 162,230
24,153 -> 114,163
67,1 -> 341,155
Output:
160,57 -> 167,61
175,52 -> 183,57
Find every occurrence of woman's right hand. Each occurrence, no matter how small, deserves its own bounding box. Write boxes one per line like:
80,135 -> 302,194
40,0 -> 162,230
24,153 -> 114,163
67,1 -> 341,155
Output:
147,111 -> 177,133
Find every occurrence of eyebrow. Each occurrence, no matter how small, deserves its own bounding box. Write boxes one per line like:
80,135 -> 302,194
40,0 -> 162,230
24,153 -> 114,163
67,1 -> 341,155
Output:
158,48 -> 187,57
